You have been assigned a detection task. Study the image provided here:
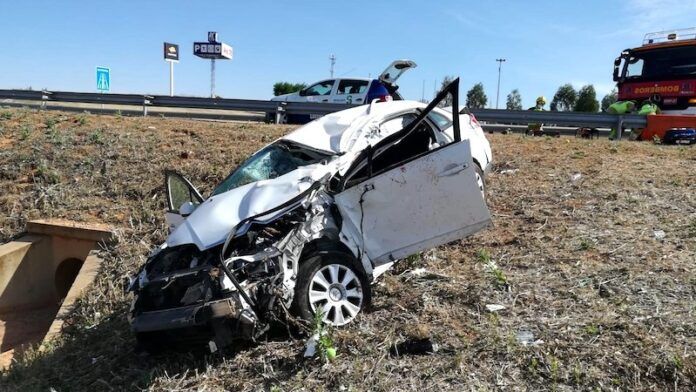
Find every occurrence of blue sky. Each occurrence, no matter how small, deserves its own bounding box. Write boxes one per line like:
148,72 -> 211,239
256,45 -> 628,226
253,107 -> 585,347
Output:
1,0 -> 695,108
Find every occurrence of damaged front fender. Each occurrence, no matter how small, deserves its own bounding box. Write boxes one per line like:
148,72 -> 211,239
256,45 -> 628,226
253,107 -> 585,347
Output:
128,176 -> 354,351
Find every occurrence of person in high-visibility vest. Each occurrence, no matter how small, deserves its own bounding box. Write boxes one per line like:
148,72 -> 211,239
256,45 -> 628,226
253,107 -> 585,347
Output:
527,96 -> 546,135
631,99 -> 661,140
607,100 -> 636,140
638,101 -> 661,115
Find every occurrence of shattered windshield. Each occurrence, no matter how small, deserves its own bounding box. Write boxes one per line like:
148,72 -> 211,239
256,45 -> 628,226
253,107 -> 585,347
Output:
211,140 -> 330,196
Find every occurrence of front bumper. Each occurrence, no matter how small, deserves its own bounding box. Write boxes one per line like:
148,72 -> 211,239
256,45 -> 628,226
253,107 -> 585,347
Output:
130,295 -> 260,346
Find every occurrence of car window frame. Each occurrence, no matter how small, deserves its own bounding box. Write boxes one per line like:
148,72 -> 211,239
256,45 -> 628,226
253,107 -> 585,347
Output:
165,170 -> 204,213
337,78 -> 462,191
339,111 -> 430,187
304,79 -> 336,96
336,79 -> 370,96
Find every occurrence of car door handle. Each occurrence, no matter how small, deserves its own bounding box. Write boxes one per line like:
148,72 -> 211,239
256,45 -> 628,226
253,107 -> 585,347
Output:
355,98 -> 363,102
321,99 -> 329,102
438,163 -> 468,177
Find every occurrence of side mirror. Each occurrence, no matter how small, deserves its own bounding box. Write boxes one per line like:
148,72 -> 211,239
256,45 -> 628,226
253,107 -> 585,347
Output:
612,58 -> 621,82
179,201 -> 196,217
298,89 -> 307,97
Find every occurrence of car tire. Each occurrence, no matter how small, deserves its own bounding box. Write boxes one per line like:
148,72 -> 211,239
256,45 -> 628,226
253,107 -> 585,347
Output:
474,164 -> 487,202
293,250 -> 370,327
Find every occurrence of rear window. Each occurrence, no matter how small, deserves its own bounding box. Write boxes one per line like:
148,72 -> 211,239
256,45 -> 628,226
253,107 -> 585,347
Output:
336,80 -> 369,95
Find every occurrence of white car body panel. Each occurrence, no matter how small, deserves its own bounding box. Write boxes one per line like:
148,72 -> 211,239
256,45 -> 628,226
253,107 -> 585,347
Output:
166,163 -> 335,250
165,100 -> 492,256
334,139 -> 491,265
165,211 -> 185,232
456,112 -> 492,170
442,106 -> 492,167
332,78 -> 372,105
284,102 -> 492,172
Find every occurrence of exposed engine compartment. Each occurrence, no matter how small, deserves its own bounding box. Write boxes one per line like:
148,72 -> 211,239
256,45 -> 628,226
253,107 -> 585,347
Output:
128,185 -> 343,352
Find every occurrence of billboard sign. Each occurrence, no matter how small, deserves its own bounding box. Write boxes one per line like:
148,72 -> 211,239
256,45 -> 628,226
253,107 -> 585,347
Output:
96,66 -> 110,92
163,42 -> 179,62
193,42 -> 233,59
220,43 -> 233,59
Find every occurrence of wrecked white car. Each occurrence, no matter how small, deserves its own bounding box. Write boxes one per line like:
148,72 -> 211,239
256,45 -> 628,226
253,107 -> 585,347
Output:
127,79 -> 492,352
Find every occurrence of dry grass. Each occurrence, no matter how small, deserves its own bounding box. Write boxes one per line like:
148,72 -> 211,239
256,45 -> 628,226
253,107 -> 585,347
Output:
0,107 -> 694,391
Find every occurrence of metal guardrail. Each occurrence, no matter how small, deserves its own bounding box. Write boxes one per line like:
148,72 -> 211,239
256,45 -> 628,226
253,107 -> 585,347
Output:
0,89 -> 353,123
469,108 -> 647,128
0,89 -> 648,136
469,109 -> 647,139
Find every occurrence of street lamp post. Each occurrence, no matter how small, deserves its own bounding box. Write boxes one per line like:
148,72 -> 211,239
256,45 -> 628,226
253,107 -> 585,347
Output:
495,58 -> 506,109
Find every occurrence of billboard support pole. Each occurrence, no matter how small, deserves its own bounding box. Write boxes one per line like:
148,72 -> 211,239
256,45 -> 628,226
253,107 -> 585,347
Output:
169,61 -> 175,97
194,33 -> 231,98
163,43 -> 179,96
210,59 -> 216,98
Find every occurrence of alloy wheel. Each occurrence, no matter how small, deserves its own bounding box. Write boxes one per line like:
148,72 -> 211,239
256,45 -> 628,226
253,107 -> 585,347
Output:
308,263 -> 363,326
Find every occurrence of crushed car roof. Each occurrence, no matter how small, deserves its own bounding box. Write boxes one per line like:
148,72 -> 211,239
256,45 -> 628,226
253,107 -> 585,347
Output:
282,101 -> 428,154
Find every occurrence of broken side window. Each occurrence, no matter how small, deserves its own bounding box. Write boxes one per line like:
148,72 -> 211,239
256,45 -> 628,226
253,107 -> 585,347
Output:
347,114 -> 436,183
339,78 -> 461,191
165,171 -> 204,212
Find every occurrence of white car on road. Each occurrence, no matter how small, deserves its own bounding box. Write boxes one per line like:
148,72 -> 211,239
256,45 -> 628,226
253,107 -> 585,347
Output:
128,79 -> 492,352
269,60 -> 417,123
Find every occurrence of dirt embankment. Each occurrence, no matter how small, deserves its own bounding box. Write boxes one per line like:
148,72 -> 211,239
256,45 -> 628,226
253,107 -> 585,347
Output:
0,108 -> 694,391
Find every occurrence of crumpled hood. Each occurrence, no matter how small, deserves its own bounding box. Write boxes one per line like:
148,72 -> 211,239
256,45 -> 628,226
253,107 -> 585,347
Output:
166,164 -> 333,251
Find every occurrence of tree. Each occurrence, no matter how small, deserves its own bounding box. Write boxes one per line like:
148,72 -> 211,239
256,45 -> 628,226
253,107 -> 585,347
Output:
601,88 -> 618,111
506,89 -> 522,110
574,84 -> 600,112
466,83 -> 488,109
435,76 -> 455,107
273,82 -> 307,96
550,84 -> 577,111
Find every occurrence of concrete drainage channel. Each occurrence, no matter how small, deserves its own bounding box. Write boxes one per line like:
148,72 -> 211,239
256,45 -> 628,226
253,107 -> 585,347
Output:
0,219 -> 112,368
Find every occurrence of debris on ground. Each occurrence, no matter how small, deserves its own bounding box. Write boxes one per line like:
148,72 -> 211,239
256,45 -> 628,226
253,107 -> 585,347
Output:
389,337 -> 439,357
653,229 -> 666,240
485,304 -> 506,312
304,333 -> 321,358
406,268 -> 449,281
516,328 -> 543,346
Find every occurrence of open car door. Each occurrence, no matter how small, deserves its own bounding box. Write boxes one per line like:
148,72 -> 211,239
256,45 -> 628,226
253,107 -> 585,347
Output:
334,78 -> 491,265
165,170 -> 204,232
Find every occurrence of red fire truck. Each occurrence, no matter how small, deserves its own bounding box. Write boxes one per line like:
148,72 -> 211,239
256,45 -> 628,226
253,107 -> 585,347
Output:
613,28 -> 696,142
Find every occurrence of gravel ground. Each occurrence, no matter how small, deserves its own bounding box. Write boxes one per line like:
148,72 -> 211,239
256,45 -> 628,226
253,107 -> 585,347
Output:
0,108 -> 694,391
